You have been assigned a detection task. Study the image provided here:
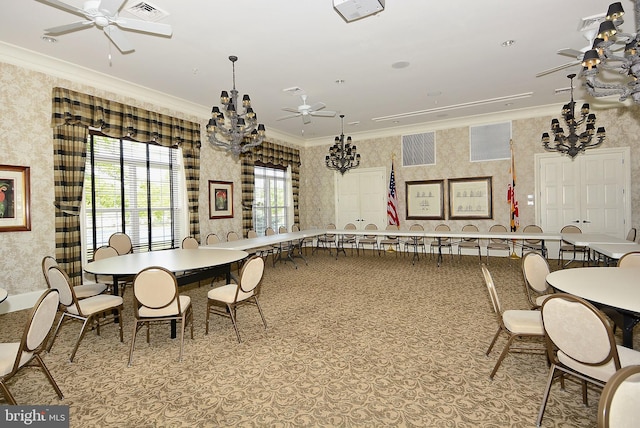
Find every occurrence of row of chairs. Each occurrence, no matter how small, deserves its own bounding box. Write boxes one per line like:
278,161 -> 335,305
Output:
483,250 -> 640,426
40,254 -> 268,368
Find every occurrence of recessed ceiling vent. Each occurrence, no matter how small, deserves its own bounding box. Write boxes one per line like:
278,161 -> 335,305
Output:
555,87 -> 571,95
125,2 -> 169,22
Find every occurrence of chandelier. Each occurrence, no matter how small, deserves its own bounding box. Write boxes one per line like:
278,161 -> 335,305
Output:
325,115 -> 360,174
206,56 -> 266,158
581,1 -> 640,104
541,74 -> 606,159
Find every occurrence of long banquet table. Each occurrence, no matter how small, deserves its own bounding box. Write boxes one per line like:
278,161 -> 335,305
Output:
546,267 -> 640,348
207,228 -> 562,267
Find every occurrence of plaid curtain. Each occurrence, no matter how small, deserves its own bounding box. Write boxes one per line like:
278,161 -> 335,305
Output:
240,142 -> 301,237
51,87 -> 201,283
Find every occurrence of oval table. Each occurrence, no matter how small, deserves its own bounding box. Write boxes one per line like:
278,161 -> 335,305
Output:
546,267 -> 640,348
85,248 -> 248,337
0,287 -> 7,304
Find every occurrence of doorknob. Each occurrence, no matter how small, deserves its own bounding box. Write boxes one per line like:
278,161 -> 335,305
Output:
582,220 -> 591,223
572,220 -> 580,223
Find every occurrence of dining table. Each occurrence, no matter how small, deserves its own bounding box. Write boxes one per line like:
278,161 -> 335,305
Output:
546,267 -> 640,348
85,248 -> 248,337
0,287 -> 7,304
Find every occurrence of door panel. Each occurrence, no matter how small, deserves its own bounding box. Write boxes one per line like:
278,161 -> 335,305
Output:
336,167 -> 387,230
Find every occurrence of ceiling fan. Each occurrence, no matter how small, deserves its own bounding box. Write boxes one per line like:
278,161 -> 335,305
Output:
38,0 -> 173,54
536,30 -> 597,78
277,94 -> 337,124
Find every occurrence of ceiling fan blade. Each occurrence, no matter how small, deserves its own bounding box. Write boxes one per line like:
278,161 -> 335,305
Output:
37,0 -> 86,17
99,0 -> 127,16
308,102 -> 326,112
557,48 -> 584,59
535,61 -> 579,78
115,18 -> 173,36
276,113 -> 301,121
282,107 -> 300,113
104,25 -> 134,53
45,20 -> 95,35
310,110 -> 336,117
302,114 -> 312,125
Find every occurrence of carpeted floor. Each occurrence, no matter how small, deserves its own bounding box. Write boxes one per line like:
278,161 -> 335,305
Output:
0,251 -> 625,427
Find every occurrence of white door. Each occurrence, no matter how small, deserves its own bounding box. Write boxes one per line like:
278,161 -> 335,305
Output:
536,147 -> 631,237
335,167 -> 387,229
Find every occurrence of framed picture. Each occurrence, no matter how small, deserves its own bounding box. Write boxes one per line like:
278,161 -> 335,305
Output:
406,180 -> 445,220
209,180 -> 234,219
448,176 -> 493,220
0,165 -> 31,232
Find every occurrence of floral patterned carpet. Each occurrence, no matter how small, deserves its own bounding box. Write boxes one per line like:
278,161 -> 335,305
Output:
0,251 -> 617,427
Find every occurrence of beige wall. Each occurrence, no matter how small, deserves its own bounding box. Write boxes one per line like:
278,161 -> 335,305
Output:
1,59 -> 639,301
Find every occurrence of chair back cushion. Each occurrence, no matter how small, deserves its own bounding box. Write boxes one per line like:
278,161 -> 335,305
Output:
94,245 -> 119,261
481,264 -> 501,315
109,232 -> 133,255
206,233 -> 221,245
522,251 -> 551,293
25,289 -> 59,352
181,236 -> 199,249
542,294 -> 616,366
227,231 -> 240,241
247,230 -> 258,238
46,266 -> 75,307
598,365 -> 640,428
41,256 -> 58,287
239,257 -> 265,294
134,267 -> 178,310
618,252 -> 640,268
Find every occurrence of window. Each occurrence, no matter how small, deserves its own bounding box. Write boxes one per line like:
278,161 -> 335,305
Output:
253,165 -> 292,235
84,132 -> 185,259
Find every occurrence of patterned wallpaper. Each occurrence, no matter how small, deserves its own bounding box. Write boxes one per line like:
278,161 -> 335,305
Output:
1,59 -> 639,297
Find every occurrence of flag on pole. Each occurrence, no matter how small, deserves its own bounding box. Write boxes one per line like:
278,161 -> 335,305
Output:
387,160 -> 399,226
507,139 -> 519,232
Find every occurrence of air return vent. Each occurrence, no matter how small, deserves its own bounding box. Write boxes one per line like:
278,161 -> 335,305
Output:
126,2 -> 169,22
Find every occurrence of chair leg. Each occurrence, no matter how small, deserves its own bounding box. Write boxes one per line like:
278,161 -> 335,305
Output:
489,335 -> 517,380
228,305 -> 242,343
253,297 -> 268,330
34,354 -> 64,400
46,312 -> 66,353
70,316 -> 94,362
536,364 -> 558,427
128,321 -> 140,367
486,327 -> 502,356
0,381 -> 17,405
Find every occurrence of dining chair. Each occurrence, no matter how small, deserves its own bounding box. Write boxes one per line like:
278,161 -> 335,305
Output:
315,223 -> 337,255
206,255 -> 268,343
618,251 -> 640,268
93,245 -> 131,296
357,223 -> 379,256
181,236 -> 199,249
247,229 -> 274,261
42,256 -> 107,299
536,293 -> 640,426
626,227 -> 637,242
485,224 -> 511,263
521,251 -> 553,309
278,225 -> 296,262
403,223 -> 426,262
206,233 -> 221,245
0,289 -> 64,405
481,264 -> 545,380
520,224 -> 546,257
457,224 -> 481,261
597,364 -> 640,428
292,224 -> 313,255
380,224 -> 400,257
46,265 -> 124,362
430,224 -> 453,262
339,223 -> 357,257
108,232 -> 133,255
227,231 -> 240,242
129,266 -> 194,366
264,227 -> 282,266
557,225 -> 587,268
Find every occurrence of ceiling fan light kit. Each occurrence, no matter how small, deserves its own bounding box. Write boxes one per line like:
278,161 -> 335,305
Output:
277,94 -> 337,125
38,0 -> 173,53
580,0 -> 640,104
541,74 -> 605,159
206,56 -> 266,159
326,115 -> 360,174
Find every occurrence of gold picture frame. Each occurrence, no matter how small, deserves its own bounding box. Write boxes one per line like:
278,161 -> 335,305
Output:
448,176 -> 493,219
406,180 -> 445,220
209,180 -> 234,219
0,165 -> 31,232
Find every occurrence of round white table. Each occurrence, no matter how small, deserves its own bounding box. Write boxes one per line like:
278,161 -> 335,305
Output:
546,267 -> 640,348
0,287 -> 7,303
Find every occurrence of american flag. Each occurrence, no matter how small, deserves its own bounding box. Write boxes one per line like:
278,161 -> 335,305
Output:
387,161 -> 399,226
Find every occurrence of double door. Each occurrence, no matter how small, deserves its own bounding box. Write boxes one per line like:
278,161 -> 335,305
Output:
335,167 -> 387,230
537,147 -> 631,237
